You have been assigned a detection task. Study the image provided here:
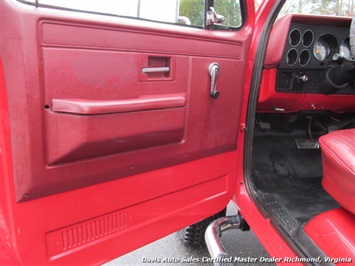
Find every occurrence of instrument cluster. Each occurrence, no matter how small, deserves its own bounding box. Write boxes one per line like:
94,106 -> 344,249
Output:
281,23 -> 350,69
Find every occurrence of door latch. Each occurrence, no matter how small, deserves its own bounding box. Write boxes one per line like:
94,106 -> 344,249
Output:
209,62 -> 220,99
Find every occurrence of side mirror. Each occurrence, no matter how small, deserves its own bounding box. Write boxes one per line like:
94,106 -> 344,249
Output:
206,7 -> 225,27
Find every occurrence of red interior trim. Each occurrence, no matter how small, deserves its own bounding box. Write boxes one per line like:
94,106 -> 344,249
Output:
52,93 -> 186,115
305,208 -> 355,261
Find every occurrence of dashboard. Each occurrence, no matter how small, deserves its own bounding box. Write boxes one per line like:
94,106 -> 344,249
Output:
282,24 -> 350,69
258,14 -> 355,113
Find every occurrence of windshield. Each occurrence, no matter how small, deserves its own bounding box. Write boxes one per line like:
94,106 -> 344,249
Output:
280,0 -> 355,17
256,0 -> 355,17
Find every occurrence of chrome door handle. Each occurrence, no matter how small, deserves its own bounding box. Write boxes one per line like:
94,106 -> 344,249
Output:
142,67 -> 170,74
209,62 -> 220,99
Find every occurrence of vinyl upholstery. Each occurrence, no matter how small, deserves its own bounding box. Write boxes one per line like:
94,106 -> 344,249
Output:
319,129 -> 355,214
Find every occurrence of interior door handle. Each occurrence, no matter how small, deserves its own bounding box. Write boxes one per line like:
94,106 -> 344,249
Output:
142,67 -> 170,74
209,62 -> 220,99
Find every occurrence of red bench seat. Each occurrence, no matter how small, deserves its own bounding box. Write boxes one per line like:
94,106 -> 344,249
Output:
319,129 -> 355,214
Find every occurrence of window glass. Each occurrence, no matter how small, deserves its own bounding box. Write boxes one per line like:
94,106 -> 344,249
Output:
18,0 -> 244,29
38,0 -> 181,23
213,0 -> 243,28
178,0 -> 205,27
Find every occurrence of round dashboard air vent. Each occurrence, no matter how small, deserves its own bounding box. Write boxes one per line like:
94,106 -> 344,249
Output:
289,29 -> 301,46
286,49 -> 298,66
299,50 -> 310,66
302,30 -> 314,47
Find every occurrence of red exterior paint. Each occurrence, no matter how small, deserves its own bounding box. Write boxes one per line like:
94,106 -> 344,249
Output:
232,1 -> 302,264
305,208 -> 355,264
0,59 -> 22,265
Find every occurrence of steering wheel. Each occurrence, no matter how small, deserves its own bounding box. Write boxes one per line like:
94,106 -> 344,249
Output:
321,16 -> 355,94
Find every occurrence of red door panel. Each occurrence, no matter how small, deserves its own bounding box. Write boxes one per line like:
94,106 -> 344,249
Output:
0,0 -> 254,264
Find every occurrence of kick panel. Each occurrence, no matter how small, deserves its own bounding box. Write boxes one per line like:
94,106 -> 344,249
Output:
45,174 -> 227,261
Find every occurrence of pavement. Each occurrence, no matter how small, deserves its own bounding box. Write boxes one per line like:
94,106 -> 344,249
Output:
105,202 -> 274,266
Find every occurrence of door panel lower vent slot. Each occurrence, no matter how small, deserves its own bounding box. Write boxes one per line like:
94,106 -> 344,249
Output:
46,211 -> 127,259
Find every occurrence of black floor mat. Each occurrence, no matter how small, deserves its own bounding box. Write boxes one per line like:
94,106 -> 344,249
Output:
252,136 -> 339,225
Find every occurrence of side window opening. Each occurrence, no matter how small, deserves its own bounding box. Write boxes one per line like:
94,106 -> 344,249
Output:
213,0 -> 243,28
17,0 -> 244,30
179,0 -> 205,27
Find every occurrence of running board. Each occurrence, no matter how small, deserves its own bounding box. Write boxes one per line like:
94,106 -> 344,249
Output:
205,214 -> 247,266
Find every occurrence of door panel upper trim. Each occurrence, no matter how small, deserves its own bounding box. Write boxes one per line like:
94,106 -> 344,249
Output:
41,22 -> 242,59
